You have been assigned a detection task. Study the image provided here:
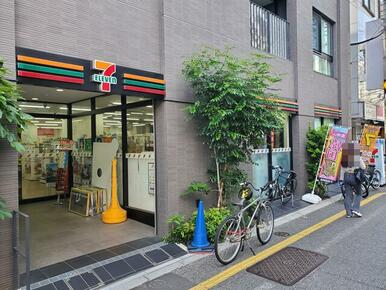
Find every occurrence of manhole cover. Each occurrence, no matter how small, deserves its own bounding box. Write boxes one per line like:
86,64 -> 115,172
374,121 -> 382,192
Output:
246,246 -> 328,286
274,231 -> 290,237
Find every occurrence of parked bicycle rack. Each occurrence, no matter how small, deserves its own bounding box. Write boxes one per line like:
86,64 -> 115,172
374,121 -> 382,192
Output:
12,210 -> 31,290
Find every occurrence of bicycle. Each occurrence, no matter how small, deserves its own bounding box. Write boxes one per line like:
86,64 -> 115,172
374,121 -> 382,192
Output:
339,178 -> 369,199
214,181 -> 274,265
267,166 -> 297,206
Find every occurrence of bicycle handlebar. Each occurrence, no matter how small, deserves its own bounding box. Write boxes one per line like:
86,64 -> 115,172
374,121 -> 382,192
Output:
239,181 -> 260,192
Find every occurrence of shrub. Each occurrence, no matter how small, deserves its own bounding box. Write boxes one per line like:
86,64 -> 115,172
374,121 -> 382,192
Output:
306,126 -> 329,198
163,207 -> 231,244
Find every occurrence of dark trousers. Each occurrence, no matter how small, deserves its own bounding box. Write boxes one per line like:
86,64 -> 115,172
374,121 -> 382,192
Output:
343,172 -> 361,215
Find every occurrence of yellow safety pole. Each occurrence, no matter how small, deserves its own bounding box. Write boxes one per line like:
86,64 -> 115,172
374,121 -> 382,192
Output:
102,159 -> 127,224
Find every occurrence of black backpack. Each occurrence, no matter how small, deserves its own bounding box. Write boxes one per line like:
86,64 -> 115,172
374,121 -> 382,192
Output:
354,168 -> 366,183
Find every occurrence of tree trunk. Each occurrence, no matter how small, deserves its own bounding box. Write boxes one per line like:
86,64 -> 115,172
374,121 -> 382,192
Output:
214,151 -> 222,208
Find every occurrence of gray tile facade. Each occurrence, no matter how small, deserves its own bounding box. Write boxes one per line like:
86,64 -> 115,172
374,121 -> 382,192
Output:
0,140 -> 19,290
0,4 -> 350,284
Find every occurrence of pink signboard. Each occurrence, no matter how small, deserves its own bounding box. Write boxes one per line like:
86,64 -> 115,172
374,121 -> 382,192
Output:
318,126 -> 349,183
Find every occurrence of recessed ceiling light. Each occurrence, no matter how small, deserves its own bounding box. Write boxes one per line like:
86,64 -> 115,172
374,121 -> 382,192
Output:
45,121 -> 63,124
37,126 -> 61,129
131,112 -> 143,115
60,107 -> 90,111
145,113 -> 153,116
144,119 -> 153,122
31,97 -> 39,101
56,89 -> 64,92
112,102 -> 121,105
20,104 -> 50,109
133,124 -> 146,127
146,105 -> 152,108
127,118 -> 140,121
36,123 -> 61,127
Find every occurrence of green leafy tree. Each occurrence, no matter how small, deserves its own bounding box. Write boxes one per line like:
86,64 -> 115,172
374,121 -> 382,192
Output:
0,59 -> 31,219
183,48 -> 285,207
0,196 -> 12,220
0,59 -> 31,152
306,126 -> 329,198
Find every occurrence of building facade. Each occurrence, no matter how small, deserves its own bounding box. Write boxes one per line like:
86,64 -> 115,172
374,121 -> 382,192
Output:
0,1 -> 350,288
350,0 -> 384,140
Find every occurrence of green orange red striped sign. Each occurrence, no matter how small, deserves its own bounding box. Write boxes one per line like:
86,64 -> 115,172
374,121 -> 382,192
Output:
123,73 -> 165,95
16,55 -> 84,84
269,98 -> 298,113
314,105 -> 342,119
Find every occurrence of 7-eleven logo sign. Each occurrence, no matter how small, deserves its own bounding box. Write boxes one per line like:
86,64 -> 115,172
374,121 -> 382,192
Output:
92,60 -> 117,92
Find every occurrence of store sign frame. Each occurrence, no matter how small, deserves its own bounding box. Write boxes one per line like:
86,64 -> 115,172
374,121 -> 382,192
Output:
15,47 -> 165,97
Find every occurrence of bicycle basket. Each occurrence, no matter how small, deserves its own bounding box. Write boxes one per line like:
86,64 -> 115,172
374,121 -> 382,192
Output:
238,186 -> 253,201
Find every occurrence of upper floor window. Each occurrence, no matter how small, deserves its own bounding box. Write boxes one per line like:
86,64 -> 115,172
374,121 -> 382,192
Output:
312,11 -> 333,76
362,0 -> 376,15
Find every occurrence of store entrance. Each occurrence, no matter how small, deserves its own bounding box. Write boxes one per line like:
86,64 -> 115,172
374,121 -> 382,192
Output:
18,84 -> 156,270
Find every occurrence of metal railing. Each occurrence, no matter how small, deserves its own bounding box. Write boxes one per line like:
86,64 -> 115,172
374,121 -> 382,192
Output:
250,2 -> 290,59
12,210 -> 31,290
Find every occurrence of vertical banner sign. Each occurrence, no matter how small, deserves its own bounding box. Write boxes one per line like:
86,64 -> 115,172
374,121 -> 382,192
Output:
318,126 -> 349,182
359,124 -> 381,164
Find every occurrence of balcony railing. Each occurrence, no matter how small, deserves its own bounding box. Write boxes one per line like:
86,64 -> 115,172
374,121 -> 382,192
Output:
250,2 -> 289,59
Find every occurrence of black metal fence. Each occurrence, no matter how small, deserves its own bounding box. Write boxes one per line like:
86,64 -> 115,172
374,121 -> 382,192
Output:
250,2 -> 290,60
13,210 -> 30,290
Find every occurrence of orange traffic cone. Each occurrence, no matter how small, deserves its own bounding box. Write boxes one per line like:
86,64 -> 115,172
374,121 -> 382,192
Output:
102,159 -> 127,224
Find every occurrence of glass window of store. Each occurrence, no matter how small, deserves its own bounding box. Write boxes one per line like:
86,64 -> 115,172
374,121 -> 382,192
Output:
20,115 -> 68,200
253,114 -> 292,188
312,10 -> 333,76
323,117 -> 335,127
126,102 -> 155,214
314,117 -> 322,128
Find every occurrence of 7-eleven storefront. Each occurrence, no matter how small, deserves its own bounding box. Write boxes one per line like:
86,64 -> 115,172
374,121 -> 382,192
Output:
16,47 -> 164,270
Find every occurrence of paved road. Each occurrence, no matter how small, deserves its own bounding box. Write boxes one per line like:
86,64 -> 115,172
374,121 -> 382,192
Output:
135,193 -> 386,290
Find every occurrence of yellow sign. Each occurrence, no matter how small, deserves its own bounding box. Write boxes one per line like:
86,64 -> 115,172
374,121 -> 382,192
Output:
360,124 -> 381,164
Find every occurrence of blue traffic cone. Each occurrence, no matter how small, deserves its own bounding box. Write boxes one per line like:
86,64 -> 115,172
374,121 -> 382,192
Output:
190,200 -> 210,248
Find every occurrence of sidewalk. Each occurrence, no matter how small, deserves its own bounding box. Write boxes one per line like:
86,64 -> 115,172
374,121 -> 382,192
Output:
104,192 -> 348,290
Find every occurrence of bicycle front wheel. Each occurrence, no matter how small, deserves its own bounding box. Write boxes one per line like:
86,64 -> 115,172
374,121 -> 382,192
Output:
256,203 -> 274,245
371,169 -> 381,189
361,182 -> 369,198
214,216 -> 242,265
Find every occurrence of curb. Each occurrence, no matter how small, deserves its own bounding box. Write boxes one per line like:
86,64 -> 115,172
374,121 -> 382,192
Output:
102,194 -> 343,290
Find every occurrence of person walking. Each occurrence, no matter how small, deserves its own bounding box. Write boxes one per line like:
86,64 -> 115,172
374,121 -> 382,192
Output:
340,142 -> 366,218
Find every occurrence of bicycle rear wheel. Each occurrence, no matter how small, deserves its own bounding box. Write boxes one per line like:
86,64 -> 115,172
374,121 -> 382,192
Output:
371,169 -> 381,189
282,178 -> 296,205
256,203 -> 274,245
214,216 -> 242,265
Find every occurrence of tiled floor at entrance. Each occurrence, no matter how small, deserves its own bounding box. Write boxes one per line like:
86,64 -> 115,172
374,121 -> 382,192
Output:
20,201 -> 154,270
22,179 -> 57,199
